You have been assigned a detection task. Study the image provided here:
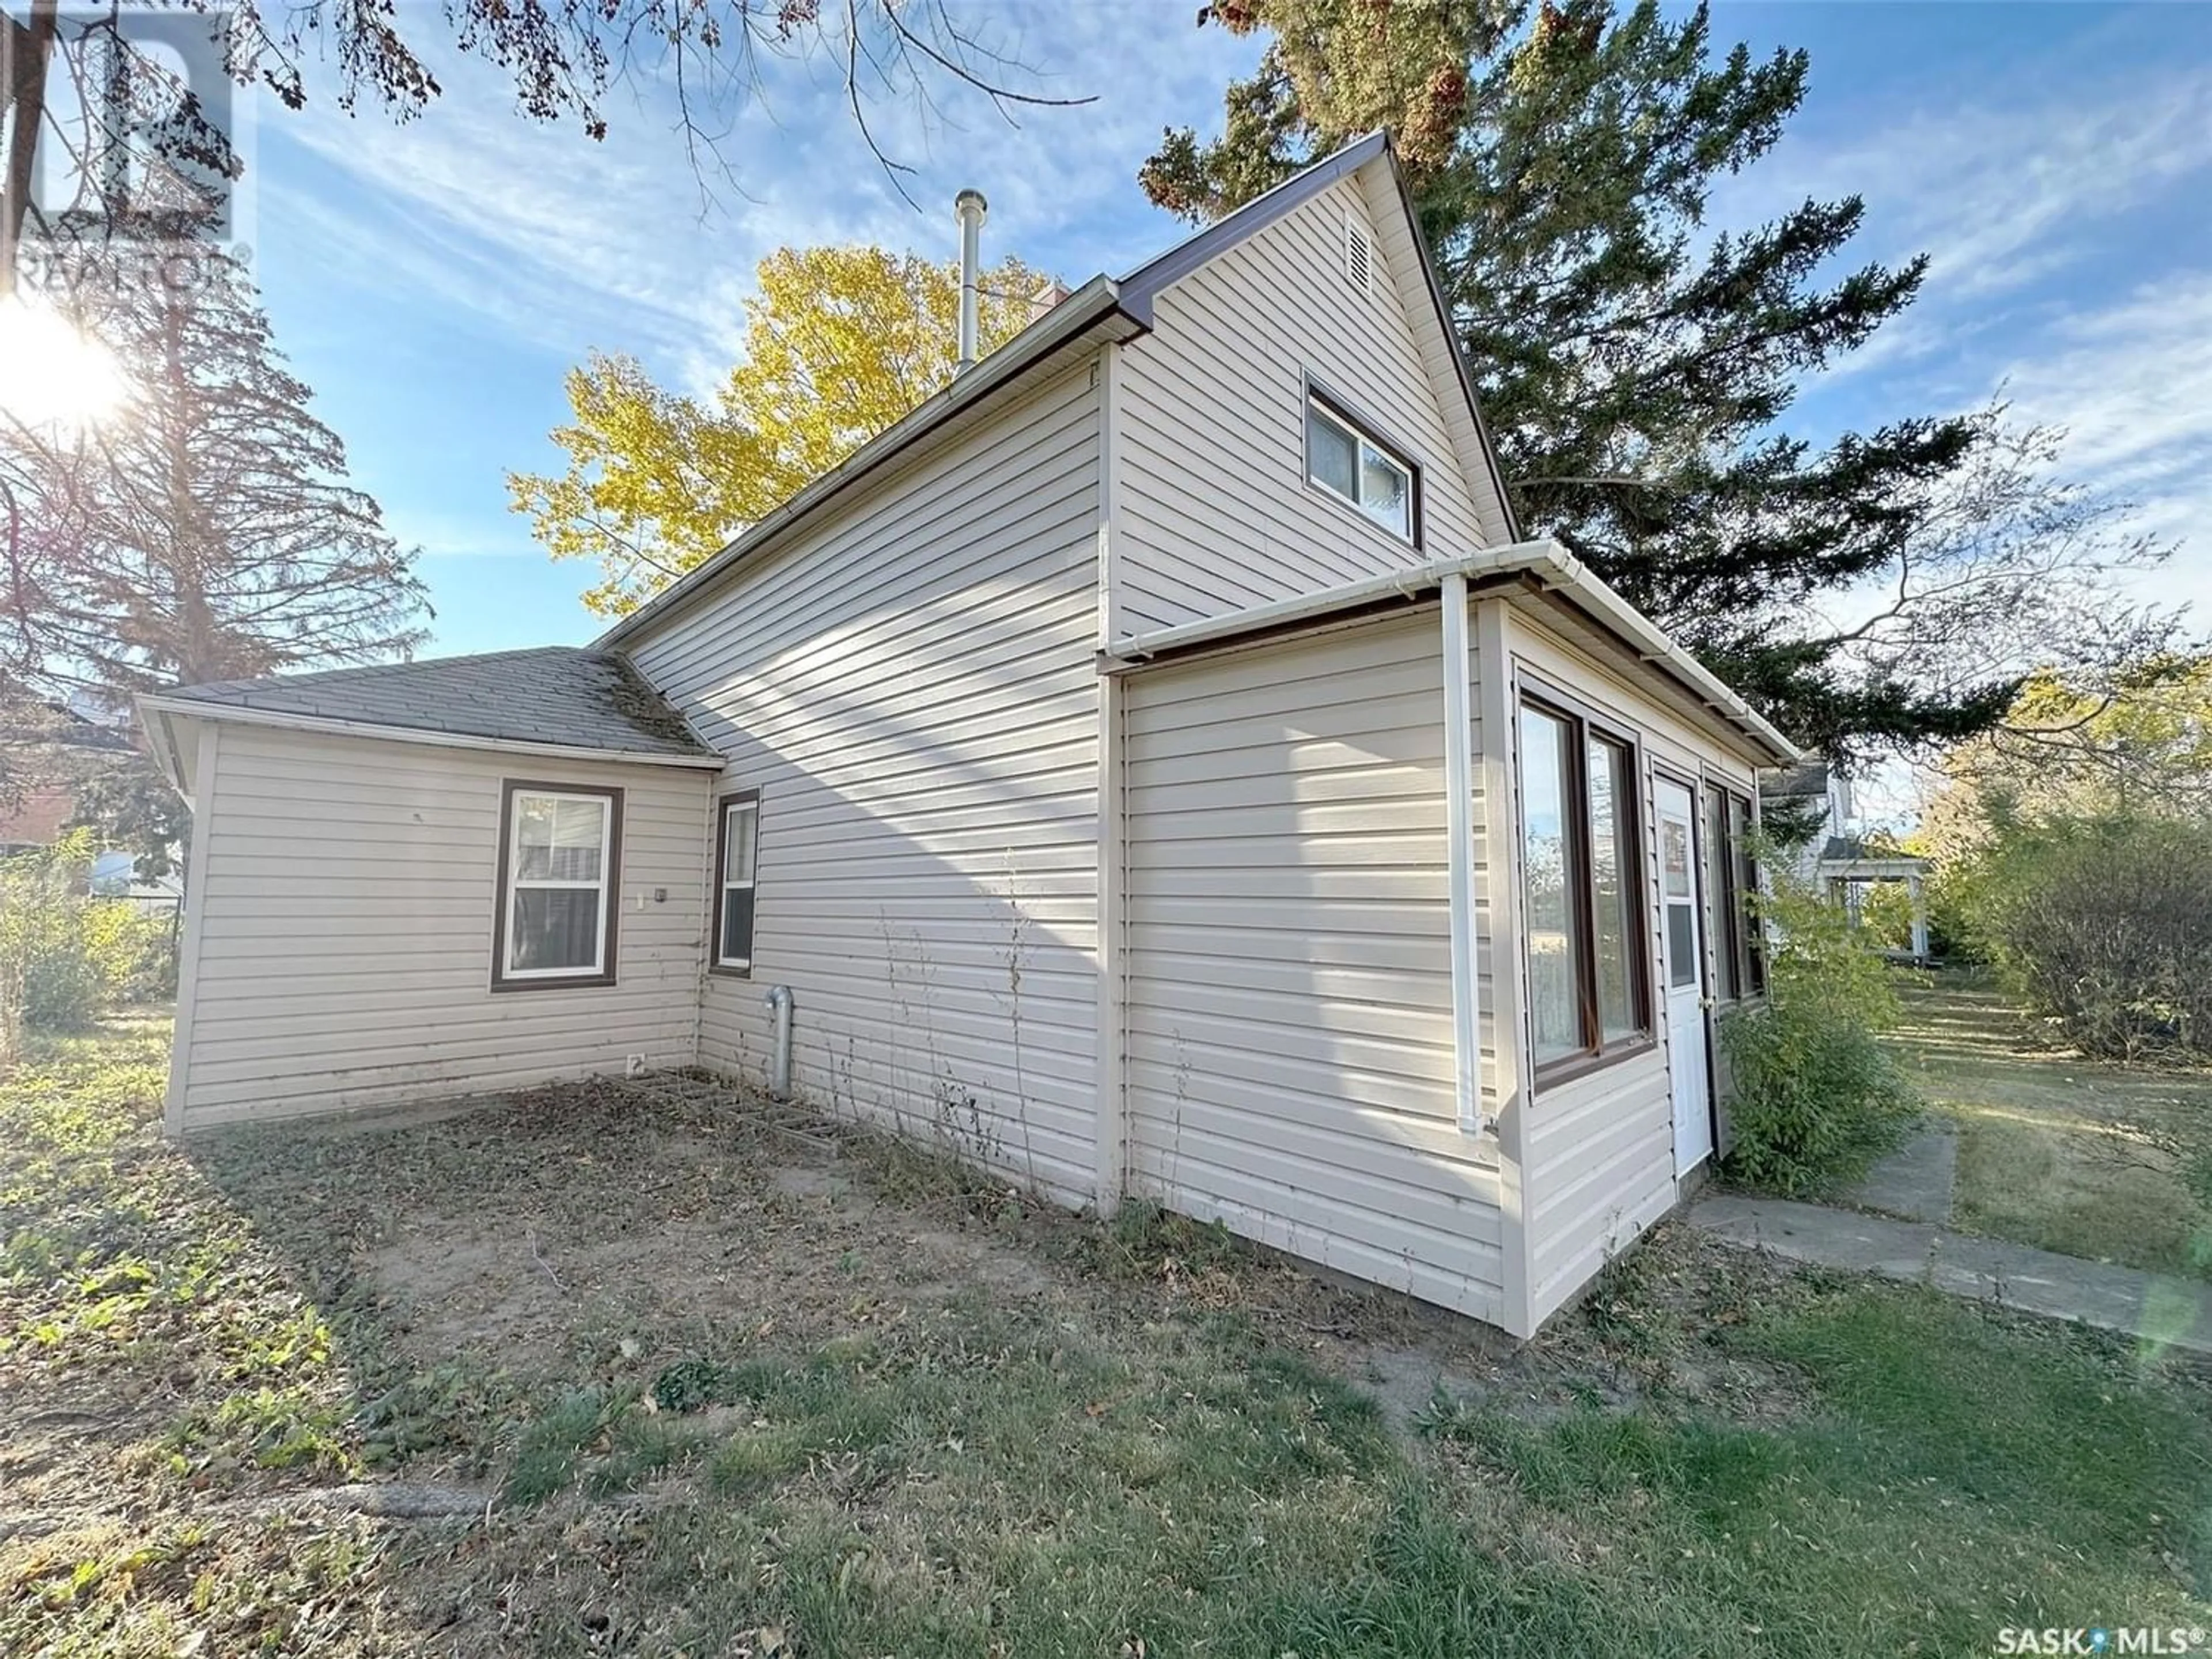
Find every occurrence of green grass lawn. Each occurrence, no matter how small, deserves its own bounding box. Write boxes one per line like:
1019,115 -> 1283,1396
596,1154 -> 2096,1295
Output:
1891,974 -> 2212,1279
4,1016 -> 2210,1656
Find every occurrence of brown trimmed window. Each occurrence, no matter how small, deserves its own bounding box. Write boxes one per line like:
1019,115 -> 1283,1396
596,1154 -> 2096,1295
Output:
1705,785 -> 1766,1001
1517,695 -> 1652,1072
710,790 -> 759,975
493,782 -> 622,990
1304,393 -> 1418,543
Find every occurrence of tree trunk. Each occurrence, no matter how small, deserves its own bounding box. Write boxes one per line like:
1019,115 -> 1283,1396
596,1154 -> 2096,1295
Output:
1,0 -> 59,297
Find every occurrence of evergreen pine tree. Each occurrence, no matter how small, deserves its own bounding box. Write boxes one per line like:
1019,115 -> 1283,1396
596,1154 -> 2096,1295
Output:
6,244 -> 429,696
1142,0 -> 2020,753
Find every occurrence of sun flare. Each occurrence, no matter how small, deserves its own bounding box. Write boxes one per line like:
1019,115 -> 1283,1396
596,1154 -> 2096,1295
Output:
0,298 -> 131,430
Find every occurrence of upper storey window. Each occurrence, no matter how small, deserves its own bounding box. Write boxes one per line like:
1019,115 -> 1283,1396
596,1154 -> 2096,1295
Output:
1305,395 -> 1415,543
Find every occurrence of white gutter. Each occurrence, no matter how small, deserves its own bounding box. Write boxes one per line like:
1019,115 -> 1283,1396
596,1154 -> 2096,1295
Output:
1438,571 -> 1484,1135
134,694 -> 729,771
1100,539 -> 1800,767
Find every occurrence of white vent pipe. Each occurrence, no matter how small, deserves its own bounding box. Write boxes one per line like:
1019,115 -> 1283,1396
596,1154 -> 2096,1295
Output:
763,984 -> 794,1100
954,188 -> 987,372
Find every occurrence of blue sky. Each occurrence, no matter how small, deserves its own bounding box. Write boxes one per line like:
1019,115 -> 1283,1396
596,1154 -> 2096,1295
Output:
235,2 -> 2212,657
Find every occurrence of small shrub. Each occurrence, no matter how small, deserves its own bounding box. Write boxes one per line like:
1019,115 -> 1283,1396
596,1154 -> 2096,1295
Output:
1721,873 -> 1918,1195
0,832 -> 176,1051
1954,813 -> 2212,1061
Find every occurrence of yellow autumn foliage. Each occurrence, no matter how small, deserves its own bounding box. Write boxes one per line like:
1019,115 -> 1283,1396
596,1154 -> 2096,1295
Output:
512,245 -> 1055,616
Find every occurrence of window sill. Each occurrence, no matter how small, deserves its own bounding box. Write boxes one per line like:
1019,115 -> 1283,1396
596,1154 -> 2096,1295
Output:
1302,476 -> 1418,550
1532,1036 -> 1658,1094
707,963 -> 753,980
490,970 -> 618,994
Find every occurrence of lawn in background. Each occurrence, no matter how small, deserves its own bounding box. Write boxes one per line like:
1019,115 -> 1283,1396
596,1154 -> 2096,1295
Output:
1893,974 -> 2212,1280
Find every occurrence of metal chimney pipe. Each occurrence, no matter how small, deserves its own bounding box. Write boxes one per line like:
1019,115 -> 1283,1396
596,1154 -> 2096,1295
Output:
954,188 -> 987,373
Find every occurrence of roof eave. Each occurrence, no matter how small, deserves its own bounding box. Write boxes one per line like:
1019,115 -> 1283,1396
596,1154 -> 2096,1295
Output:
1115,131 -> 1390,324
134,694 -> 728,770
1378,143 -> 1523,545
1100,541 -> 1800,767
596,276 -> 1145,653
135,695 -> 195,804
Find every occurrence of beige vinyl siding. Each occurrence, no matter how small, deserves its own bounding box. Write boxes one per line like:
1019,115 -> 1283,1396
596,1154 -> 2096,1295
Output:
1122,612 -> 1506,1324
623,361 -> 1103,1205
1113,166 -> 1510,638
1497,609 -> 1761,1325
174,724 -> 711,1130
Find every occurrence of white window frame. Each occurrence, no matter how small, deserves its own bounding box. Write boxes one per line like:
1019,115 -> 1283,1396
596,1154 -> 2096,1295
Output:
500,786 -> 615,983
1304,395 -> 1416,543
712,791 -> 760,974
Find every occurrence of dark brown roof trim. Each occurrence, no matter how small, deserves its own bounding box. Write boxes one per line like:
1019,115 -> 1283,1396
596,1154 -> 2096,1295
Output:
1115,132 -> 1391,324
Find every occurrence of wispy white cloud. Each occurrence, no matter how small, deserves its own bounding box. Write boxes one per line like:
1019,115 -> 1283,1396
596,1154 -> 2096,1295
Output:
251,6 -> 1262,389
1718,60 -> 2212,298
1994,274 -> 2212,609
1707,56 -> 2212,400
1715,39 -> 2209,609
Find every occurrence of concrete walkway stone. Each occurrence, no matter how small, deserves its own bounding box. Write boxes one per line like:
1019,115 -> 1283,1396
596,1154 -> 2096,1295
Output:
1843,1124 -> 1957,1224
1689,1192 -> 2212,1358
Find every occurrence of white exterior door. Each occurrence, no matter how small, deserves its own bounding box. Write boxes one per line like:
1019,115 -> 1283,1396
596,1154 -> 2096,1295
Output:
1654,777 -> 1714,1174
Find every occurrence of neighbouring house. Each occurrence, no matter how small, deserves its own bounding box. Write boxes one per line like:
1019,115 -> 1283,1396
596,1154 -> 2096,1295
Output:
0,702 -> 180,908
138,134 -> 1796,1338
1760,757 -> 1931,961
0,700 -> 128,855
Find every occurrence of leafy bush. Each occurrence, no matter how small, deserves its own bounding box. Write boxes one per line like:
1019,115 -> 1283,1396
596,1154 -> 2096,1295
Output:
1953,813 -> 2212,1061
1720,873 -> 1919,1195
0,832 -> 177,1052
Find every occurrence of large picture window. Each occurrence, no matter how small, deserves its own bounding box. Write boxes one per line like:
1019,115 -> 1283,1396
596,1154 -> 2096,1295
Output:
711,790 -> 760,975
1705,785 -> 1766,1002
1517,694 -> 1652,1074
493,782 -> 622,990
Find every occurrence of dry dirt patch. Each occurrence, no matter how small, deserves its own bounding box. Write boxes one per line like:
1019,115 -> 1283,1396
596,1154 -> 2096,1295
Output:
30,1036 -> 2196,1657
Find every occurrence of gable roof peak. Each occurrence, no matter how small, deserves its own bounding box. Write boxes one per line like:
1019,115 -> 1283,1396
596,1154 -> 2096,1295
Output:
1116,130 -> 1391,323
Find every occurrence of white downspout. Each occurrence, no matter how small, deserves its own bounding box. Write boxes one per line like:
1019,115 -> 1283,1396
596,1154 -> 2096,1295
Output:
954,189 -> 987,373
1441,572 -> 1482,1135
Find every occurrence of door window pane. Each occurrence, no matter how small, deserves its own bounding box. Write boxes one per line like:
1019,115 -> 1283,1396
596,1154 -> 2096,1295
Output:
1588,736 -> 1639,1040
1519,704 -> 1580,1062
1667,904 -> 1698,989
1661,816 -> 1692,899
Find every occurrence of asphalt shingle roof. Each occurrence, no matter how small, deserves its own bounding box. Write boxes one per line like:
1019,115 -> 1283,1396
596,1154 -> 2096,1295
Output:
162,647 -> 719,762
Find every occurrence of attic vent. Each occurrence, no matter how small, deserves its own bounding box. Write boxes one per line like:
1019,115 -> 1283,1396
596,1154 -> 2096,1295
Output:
1344,211 -> 1375,297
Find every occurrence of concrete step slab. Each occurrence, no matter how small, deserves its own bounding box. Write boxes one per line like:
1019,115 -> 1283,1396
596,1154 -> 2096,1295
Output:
1688,1192 -> 2212,1358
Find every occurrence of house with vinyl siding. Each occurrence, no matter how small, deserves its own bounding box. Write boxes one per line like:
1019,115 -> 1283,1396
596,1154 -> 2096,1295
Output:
139,132 -> 1795,1338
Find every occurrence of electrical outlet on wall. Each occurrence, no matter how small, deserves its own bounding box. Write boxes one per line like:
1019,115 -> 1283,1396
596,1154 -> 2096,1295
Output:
625,1054 -> 647,1078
